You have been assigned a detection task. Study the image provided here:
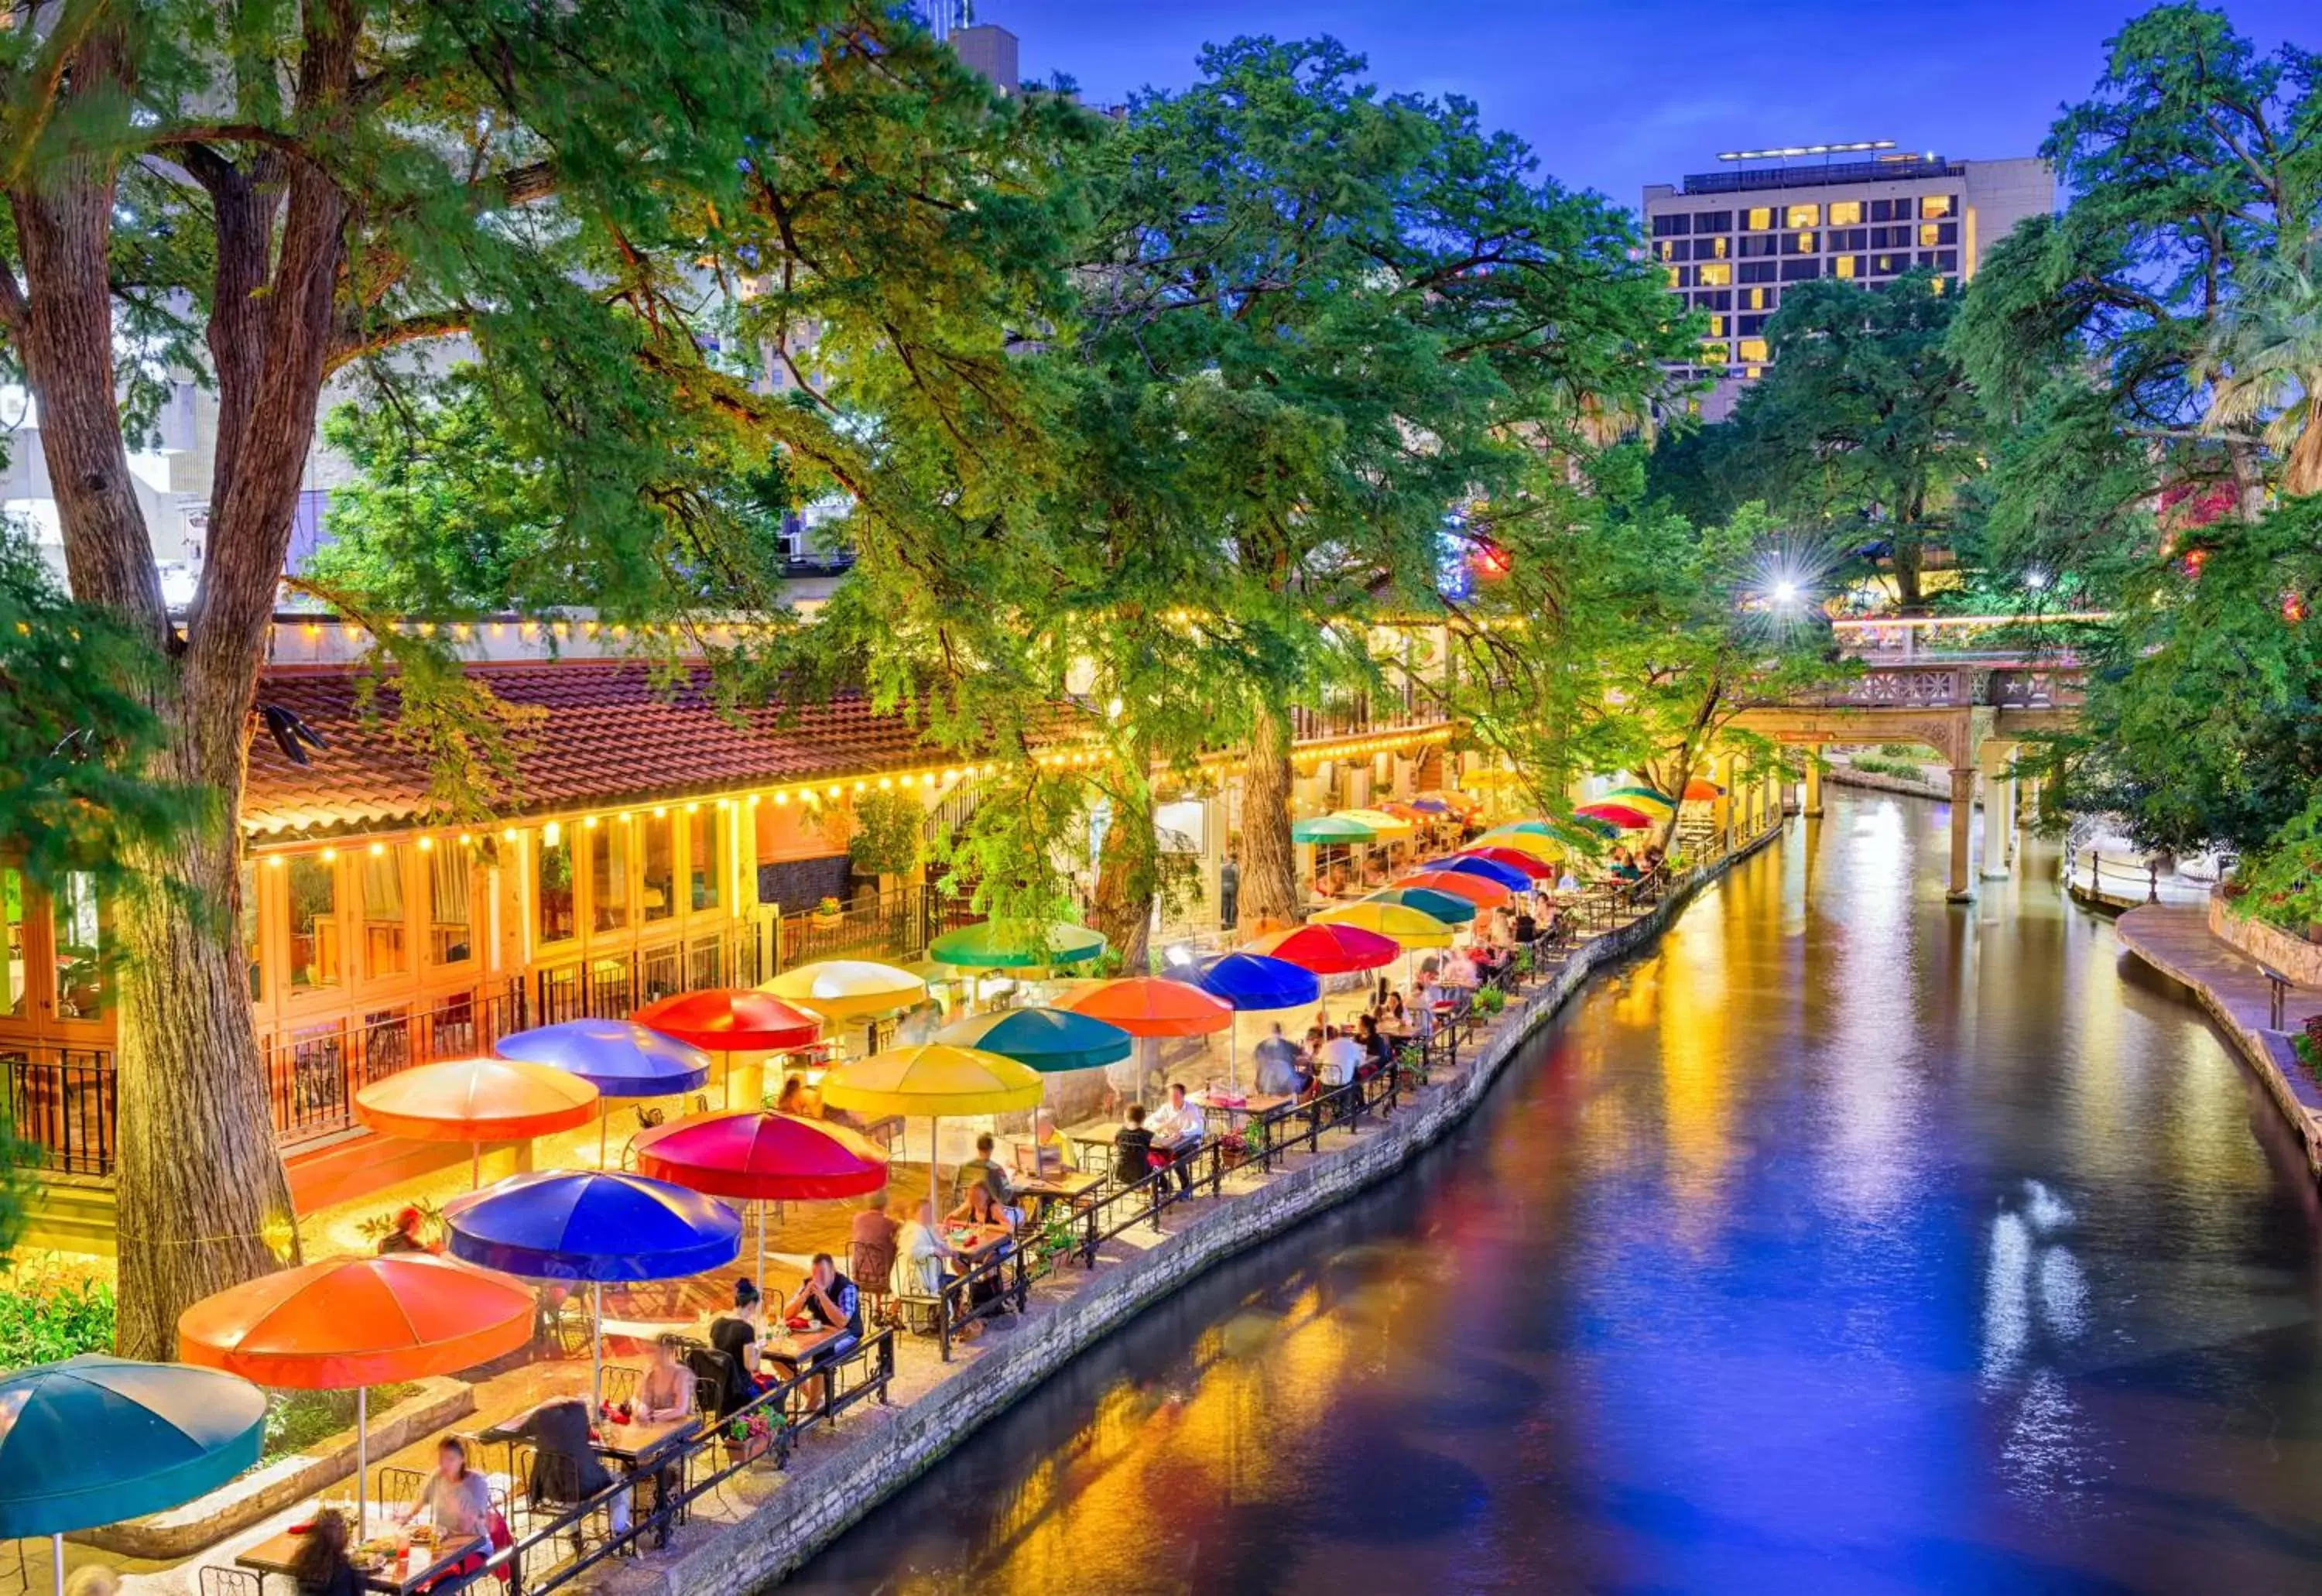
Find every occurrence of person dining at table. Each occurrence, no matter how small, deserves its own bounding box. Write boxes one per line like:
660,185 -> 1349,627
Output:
1314,1026 -> 1363,1092
481,1396 -> 628,1535
952,1132 -> 1016,1211
773,1074 -> 821,1119
389,1437 -> 492,1588
705,1278 -> 767,1413
773,1252 -> 862,1398
947,1180 -> 1019,1235
1354,1013 -> 1393,1077
289,1508 -> 361,1596
1252,1021 -> 1308,1098
1145,1081 -> 1206,1194
635,1335 -> 695,1425
1112,1104 -> 1156,1187
848,1190 -> 901,1295
1378,992 -> 1411,1036
895,1199 -> 958,1297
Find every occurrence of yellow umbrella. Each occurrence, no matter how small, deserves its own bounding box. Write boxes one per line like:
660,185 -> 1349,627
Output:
762,959 -> 926,1026
1313,900 -> 1457,949
1474,827 -> 1567,861
1333,807 -> 1414,838
818,1044 -> 1044,1210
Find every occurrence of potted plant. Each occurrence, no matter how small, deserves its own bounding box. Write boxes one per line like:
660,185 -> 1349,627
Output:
1475,985 -> 1508,1018
809,895 -> 844,930
724,1409 -> 776,1464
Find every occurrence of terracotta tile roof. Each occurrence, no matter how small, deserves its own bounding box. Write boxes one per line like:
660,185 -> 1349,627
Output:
244,660 -> 1022,841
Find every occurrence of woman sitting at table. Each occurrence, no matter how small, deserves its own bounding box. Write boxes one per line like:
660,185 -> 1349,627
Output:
636,1335 -> 695,1424
894,1200 -> 958,1298
392,1437 -> 492,1589
705,1279 -> 768,1413
289,1509 -> 360,1596
947,1180 -> 1019,1236
481,1397 -> 627,1535
1378,992 -> 1410,1035
1354,1013 -> 1393,1076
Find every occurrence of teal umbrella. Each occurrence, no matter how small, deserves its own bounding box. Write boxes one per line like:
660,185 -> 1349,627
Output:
934,1006 -> 1135,1073
1363,885 -> 1478,925
1291,814 -> 1376,843
930,920 -> 1108,971
0,1355 -> 267,1596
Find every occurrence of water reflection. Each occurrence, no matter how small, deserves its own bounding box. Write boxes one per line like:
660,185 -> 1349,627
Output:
790,793 -> 2322,1594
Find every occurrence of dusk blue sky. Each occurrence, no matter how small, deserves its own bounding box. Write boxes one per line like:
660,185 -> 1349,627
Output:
980,1 -> 2313,211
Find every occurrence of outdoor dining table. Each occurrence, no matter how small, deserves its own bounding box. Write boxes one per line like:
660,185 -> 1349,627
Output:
1192,1091 -> 1293,1122
239,1528 -> 484,1596
591,1413 -> 698,1469
1012,1168 -> 1104,1215
944,1221 -> 1015,1267
759,1324 -> 843,1376
1065,1121 -> 1125,1170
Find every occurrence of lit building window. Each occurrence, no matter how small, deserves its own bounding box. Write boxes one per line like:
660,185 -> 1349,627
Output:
1697,262 -> 1731,286
1920,223 -> 1942,248
1744,365 -> 1762,379
1704,314 -> 1725,336
1709,235 -> 1728,259
1828,200 -> 1862,226
1932,276 -> 1948,295
1738,337 -> 1769,363
1659,240 -> 1675,260
1785,203 -> 1820,228
1834,255 -> 1856,280
1666,267 -> 1680,289
1923,194 -> 1954,219
1793,231 -> 1817,253
1745,207 -> 1772,231
1748,287 -> 1767,310
361,844 -> 408,978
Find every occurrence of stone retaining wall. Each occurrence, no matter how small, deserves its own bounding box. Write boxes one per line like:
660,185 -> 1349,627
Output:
2209,893 -> 2322,988
1825,766 -> 1955,803
601,823 -> 1786,1596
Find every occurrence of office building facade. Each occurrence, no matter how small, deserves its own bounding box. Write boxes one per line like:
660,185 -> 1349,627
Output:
1642,146 -> 2052,419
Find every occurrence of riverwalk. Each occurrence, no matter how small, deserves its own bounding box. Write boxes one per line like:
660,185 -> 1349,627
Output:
60,820 -> 1783,1596
2116,902 -> 2322,1175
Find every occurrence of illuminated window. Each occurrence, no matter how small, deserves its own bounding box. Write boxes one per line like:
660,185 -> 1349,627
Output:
1834,255 -> 1857,279
1745,365 -> 1763,379
641,811 -> 674,923
537,829 -> 577,945
429,845 -> 474,964
1701,341 -> 1728,365
289,855 -> 340,990
1932,276 -> 1947,295
1666,267 -> 1680,289
1745,207 -> 1772,231
591,822 -> 630,932
1923,194 -> 1953,219
1658,240 -> 1675,260
1738,337 -> 1769,363
688,808 -> 724,912
1828,200 -> 1862,226
361,844 -> 408,978
1920,223 -> 1941,248
1709,235 -> 1728,259
53,872 -> 105,1019
1785,203 -> 1820,228
1704,314 -> 1725,336
1696,262 -> 1731,286
1748,287 -> 1767,310
1793,231 -> 1817,253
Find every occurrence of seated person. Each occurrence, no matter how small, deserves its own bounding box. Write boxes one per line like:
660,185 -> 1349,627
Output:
775,1252 -> 861,1374
1354,1013 -> 1393,1074
947,1180 -> 1019,1236
482,1396 -> 628,1534
894,1200 -> 957,1298
773,1074 -> 822,1119
1252,1022 -> 1308,1098
1378,992 -> 1410,1034
705,1279 -> 766,1415
1315,1026 -> 1363,1090
374,1205 -> 434,1256
635,1335 -> 696,1424
848,1190 -> 901,1293
951,1132 -> 1015,1211
1112,1104 -> 1156,1186
392,1437 -> 492,1569
1144,1082 -> 1206,1195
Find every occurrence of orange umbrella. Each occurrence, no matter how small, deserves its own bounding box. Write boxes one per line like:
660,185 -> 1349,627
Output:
355,1057 -> 600,1188
1392,869 -> 1513,908
178,1255 -> 533,1535
1061,978 -> 1233,1110
1683,778 -> 1724,801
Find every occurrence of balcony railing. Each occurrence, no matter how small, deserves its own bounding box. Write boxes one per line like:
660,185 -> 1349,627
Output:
1680,157 -> 1963,195
4,1047 -> 116,1176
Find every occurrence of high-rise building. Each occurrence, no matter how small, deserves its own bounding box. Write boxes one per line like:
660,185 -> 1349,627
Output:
1642,142 -> 2052,420
952,23 -> 1020,94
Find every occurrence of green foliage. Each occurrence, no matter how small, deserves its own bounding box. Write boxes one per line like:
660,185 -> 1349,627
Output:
841,792 -> 922,879
0,1269 -> 115,1367
2235,794 -> 2322,933
262,1385 -> 421,1463
1848,755 -> 1934,782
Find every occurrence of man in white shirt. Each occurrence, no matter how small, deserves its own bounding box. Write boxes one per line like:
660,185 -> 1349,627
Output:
1315,1027 -> 1364,1090
1145,1081 -> 1207,1194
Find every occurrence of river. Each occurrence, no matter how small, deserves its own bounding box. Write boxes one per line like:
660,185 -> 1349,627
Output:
788,790 -> 2322,1594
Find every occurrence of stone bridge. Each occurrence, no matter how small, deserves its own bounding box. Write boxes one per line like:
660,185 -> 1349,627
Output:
1733,655 -> 2086,903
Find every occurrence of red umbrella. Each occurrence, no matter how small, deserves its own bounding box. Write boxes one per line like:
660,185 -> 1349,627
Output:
1574,802 -> 1656,830
1392,869 -> 1514,908
1459,846 -> 1557,881
632,989 -> 821,1053
635,1109 -> 888,1289
633,989 -> 822,1109
1240,923 -> 1401,974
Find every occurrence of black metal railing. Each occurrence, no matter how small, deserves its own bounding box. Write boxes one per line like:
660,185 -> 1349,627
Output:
4,1047 -> 117,1175
260,980 -> 528,1148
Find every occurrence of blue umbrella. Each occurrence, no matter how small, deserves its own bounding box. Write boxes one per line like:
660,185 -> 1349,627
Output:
1423,855 -> 1533,893
934,1006 -> 1135,1074
1189,952 -> 1323,1012
0,1355 -> 266,1596
445,1170 -> 742,1400
496,1019 -> 714,1166
1364,885 -> 1478,925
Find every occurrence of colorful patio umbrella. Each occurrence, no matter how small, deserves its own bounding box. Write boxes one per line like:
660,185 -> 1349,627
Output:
1183,952 -> 1322,1012
354,1056 -> 600,1188
634,1110 -> 888,1289
934,1006 -> 1135,1073
1405,796 -> 1454,815
634,988 -> 823,1109
1241,923 -> 1401,975
1474,825 -> 1568,861
1605,784 -> 1676,812
1392,869 -> 1514,909
1312,900 -> 1457,949
1683,777 -> 1724,801
930,920 -> 1108,971
818,1045 -> 1045,1209
1378,800 -> 1431,823
761,959 -> 926,1026
1563,813 -> 1622,838
1461,845 -> 1559,880
1421,854 -> 1534,892
179,1255 -> 533,1536
1059,977 -> 1235,1038
1574,802 -> 1656,831
0,1355 -> 267,1596
444,1170 -> 742,1405
1290,814 -> 1375,843
1364,885 -> 1478,925
495,1019 -> 714,1166
1332,807 -> 1413,837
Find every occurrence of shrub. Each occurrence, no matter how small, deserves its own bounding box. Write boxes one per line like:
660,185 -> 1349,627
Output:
2232,792 -> 2322,933
1849,755 -> 1932,781
0,1267 -> 115,1366
262,1384 -> 422,1461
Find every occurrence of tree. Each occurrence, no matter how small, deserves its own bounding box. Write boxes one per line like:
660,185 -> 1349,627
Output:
2200,255 -> 2322,497
0,0 -> 1091,1357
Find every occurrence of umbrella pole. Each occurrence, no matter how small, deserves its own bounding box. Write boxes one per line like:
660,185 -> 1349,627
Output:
357,1385 -> 368,1539
755,1199 -> 765,1296
51,1532 -> 62,1596
926,1115 -> 940,1215
591,1281 -> 604,1406
599,1105 -> 609,1170
471,1141 -> 481,1190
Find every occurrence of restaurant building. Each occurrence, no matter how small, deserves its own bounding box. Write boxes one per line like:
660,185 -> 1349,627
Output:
2,615 -> 1461,1248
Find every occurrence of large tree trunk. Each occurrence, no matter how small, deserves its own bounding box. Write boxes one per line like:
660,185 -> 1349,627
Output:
112,800 -> 300,1359
1238,707 -> 1300,926
1090,799 -> 1157,975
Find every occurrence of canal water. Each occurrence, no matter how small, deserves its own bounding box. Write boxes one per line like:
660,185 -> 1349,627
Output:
789,792 -> 2322,1594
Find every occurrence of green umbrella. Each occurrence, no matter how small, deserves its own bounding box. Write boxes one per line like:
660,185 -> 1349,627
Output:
1364,885 -> 1478,925
1292,814 -> 1376,842
0,1355 -> 267,1596
930,919 -> 1108,971
933,1006 -> 1135,1072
